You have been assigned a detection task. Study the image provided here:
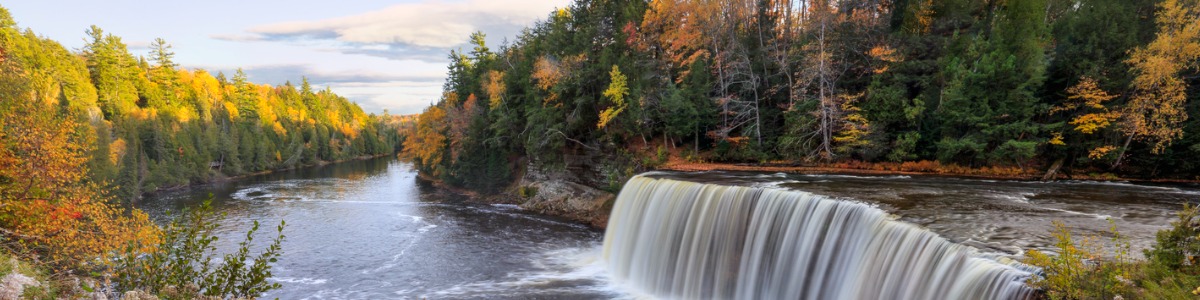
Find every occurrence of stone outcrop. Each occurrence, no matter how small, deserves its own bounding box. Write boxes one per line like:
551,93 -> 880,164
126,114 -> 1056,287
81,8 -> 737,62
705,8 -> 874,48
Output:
0,272 -> 39,300
513,163 -> 615,228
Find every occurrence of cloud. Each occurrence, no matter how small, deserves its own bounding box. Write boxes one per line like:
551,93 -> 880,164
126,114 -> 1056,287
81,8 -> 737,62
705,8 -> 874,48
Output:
198,64 -> 444,115
228,64 -> 443,87
208,33 -> 263,42
214,0 -> 566,62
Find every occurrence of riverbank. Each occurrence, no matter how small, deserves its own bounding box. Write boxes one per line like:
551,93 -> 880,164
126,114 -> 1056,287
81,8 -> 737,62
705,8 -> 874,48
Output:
659,159 -> 1200,184
145,153 -> 397,197
419,156 -> 1200,231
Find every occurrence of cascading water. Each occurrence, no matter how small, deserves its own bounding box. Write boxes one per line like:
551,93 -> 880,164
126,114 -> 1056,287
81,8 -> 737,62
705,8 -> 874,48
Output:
603,175 -> 1037,300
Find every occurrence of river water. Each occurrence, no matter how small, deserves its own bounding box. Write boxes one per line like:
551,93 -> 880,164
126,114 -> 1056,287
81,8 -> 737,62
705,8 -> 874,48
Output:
140,157 -> 1199,299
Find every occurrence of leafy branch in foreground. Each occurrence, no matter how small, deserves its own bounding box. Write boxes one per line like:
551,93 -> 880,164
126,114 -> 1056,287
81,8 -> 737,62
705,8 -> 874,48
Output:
112,197 -> 285,299
1027,204 -> 1200,299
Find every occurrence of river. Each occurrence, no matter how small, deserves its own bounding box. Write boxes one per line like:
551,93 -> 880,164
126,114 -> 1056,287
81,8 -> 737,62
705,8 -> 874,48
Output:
139,157 -> 1199,299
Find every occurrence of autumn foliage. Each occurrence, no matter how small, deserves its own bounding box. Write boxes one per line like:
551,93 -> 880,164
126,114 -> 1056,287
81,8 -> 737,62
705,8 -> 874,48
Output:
0,54 -> 159,271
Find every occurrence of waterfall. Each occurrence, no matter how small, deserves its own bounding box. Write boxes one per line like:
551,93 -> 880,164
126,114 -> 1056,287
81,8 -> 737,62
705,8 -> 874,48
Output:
602,175 -> 1036,300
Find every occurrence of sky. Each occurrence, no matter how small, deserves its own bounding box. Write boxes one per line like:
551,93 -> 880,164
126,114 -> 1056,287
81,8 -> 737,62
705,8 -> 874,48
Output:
3,0 -> 570,115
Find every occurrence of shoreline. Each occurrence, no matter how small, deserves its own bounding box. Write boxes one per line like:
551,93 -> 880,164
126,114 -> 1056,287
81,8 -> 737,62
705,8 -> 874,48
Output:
657,161 -> 1200,185
405,158 -> 1200,231
144,153 -> 396,196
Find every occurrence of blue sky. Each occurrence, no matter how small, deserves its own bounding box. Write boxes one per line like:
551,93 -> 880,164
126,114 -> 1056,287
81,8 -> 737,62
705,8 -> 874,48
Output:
4,0 -> 569,115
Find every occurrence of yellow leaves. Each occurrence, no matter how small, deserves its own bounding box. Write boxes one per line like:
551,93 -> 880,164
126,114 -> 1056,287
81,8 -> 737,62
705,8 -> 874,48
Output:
0,98 -> 160,271
1054,77 -> 1120,135
172,105 -> 196,123
533,57 -> 563,93
1090,145 -> 1117,160
1051,77 -> 1121,160
867,45 -> 902,74
1065,77 -> 1117,111
1122,0 -> 1200,153
224,101 -> 240,120
110,138 -> 126,163
598,65 -> 628,129
1071,113 -> 1120,135
272,121 -> 286,136
484,70 -> 506,109
597,107 -> 624,129
130,107 -> 158,121
907,0 -> 935,34
834,93 -> 872,151
1049,132 -> 1066,146
340,123 -> 357,139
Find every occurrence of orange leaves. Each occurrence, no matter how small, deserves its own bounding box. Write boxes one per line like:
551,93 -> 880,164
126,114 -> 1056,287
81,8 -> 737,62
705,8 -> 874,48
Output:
402,105 -> 448,175
0,100 -> 89,198
533,57 -> 563,94
532,54 -> 585,106
484,70 -> 506,109
867,45 -> 902,74
0,97 -> 160,271
641,0 -> 711,81
1089,145 -> 1117,160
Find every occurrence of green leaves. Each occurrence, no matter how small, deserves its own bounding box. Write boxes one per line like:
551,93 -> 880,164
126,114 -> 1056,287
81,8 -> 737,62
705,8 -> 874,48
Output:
112,195 -> 287,299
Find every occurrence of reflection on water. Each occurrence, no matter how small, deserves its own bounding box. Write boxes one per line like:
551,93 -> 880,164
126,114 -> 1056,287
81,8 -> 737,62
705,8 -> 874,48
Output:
139,158 -> 617,299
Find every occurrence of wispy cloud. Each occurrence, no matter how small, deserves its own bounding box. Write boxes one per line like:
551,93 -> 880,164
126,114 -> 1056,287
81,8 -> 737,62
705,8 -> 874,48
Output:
204,63 -> 444,115
212,0 -> 566,62
225,64 -> 443,87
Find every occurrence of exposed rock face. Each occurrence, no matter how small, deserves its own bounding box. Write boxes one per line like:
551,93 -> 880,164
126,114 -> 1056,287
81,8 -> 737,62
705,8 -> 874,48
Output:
516,164 -> 615,228
0,273 -> 39,300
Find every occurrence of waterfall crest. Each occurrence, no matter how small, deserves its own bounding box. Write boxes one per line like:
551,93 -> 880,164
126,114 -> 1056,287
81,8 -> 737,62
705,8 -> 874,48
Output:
602,175 -> 1035,300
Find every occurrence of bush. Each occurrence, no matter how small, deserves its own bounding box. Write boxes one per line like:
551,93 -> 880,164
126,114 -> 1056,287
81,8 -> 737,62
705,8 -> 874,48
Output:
1141,204 -> 1200,298
1027,205 -> 1200,298
1025,220 -> 1136,299
112,198 -> 285,299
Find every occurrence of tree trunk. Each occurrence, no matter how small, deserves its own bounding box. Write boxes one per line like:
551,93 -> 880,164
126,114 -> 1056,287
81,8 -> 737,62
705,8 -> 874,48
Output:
1041,157 -> 1064,181
1111,134 -> 1134,170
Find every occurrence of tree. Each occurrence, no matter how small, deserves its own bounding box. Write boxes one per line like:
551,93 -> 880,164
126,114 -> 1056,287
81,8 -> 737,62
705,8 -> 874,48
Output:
0,55 -> 159,270
1117,0 -> 1200,162
598,65 -> 628,129
149,37 -> 177,71
403,105 -> 448,176
1051,77 -> 1123,160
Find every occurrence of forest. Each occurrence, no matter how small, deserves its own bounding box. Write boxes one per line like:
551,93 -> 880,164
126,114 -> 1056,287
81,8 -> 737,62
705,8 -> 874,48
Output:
402,0 -> 1200,193
0,8 -> 404,203
0,5 -> 401,297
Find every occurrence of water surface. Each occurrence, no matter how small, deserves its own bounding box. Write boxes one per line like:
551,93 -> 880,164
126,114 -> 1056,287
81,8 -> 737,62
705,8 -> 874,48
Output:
140,158 -> 615,299
140,159 -> 1199,299
651,171 -> 1199,255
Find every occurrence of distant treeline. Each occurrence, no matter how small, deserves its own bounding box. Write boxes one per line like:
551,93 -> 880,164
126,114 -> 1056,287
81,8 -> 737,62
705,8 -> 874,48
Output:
403,0 -> 1200,190
0,7 -> 404,201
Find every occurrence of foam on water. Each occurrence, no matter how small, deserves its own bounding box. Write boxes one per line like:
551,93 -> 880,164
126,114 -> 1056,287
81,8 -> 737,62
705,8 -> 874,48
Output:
423,246 -> 629,299
603,176 -> 1037,300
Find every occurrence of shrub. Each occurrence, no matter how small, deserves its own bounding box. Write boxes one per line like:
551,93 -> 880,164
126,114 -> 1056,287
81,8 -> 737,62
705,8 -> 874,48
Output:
112,198 -> 285,299
1027,205 -> 1200,298
1140,204 -> 1200,298
1025,220 -> 1136,299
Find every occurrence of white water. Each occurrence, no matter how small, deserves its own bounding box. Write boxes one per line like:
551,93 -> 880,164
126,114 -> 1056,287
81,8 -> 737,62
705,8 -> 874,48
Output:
603,176 -> 1037,300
